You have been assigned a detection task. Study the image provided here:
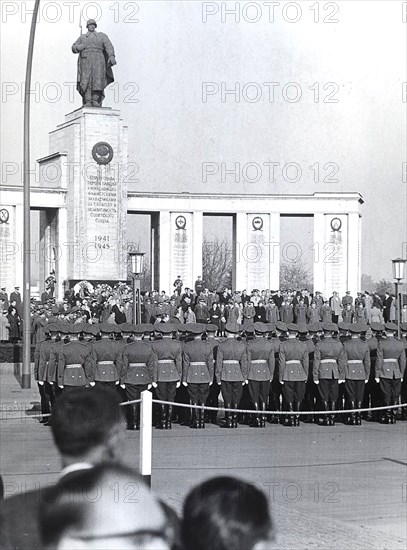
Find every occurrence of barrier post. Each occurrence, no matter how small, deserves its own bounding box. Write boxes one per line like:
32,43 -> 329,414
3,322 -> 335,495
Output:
139,390 -> 152,487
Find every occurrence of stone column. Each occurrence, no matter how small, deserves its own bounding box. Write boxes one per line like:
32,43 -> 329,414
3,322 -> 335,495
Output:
159,211 -> 171,294
268,213 -> 280,290
347,212 -> 361,296
192,211 -> 203,283
313,213 -> 325,295
57,207 -> 68,300
235,213 -> 247,290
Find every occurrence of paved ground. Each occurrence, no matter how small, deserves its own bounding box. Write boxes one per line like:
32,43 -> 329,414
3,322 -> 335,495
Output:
1,367 -> 406,549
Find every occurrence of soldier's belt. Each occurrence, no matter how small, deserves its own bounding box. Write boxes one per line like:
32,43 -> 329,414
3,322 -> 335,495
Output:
97,361 -> 114,365
158,359 -> 174,364
66,364 -> 82,369
383,358 -> 397,362
320,359 -> 337,364
129,362 -> 147,367
251,359 -> 267,364
347,360 -> 362,364
190,362 -> 206,366
223,360 -> 239,364
286,360 -> 301,364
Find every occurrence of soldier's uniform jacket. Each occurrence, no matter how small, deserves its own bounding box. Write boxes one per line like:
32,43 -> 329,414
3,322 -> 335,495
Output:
313,337 -> 346,381
58,341 -> 93,386
294,305 -> 308,324
152,339 -> 182,382
121,340 -> 155,385
343,339 -> 370,380
34,340 -> 44,381
47,340 -> 64,383
376,338 -> 406,379
279,305 -> 294,324
246,338 -> 275,381
279,339 -> 309,383
182,340 -> 214,384
91,338 -> 123,382
37,339 -> 57,382
215,338 -> 247,384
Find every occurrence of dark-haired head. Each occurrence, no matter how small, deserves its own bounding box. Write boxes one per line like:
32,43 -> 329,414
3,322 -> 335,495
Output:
181,476 -> 274,550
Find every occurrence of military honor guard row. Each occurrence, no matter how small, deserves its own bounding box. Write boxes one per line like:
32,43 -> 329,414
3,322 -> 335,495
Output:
34,320 -> 407,429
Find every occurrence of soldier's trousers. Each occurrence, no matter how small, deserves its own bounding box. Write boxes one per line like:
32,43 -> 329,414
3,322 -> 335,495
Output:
248,380 -> 270,406
344,379 -> 365,404
38,382 -> 55,414
156,381 -> 177,403
125,384 -> 149,401
187,383 -> 210,405
269,377 -> 282,410
221,381 -> 243,407
317,379 -> 339,403
379,378 -> 401,405
282,381 -> 306,405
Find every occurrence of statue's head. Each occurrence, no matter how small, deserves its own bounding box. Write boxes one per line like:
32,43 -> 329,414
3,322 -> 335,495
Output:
86,19 -> 97,29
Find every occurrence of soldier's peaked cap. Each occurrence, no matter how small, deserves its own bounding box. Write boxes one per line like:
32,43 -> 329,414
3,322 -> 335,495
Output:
99,323 -> 117,334
348,324 -> 363,333
119,323 -> 135,333
275,321 -> 288,332
225,322 -> 240,334
155,323 -> 176,334
57,323 -> 70,334
370,322 -> 384,332
69,324 -> 84,334
296,323 -> 309,334
205,324 -> 217,333
322,322 -> 338,332
399,322 -> 407,333
82,324 -> 98,335
307,322 -> 321,333
185,323 -> 204,335
286,323 -> 299,333
337,322 -> 349,331
384,322 -> 398,332
244,323 -> 255,334
86,19 -> 97,27
143,324 -> 155,333
132,324 -> 145,334
253,322 -> 269,334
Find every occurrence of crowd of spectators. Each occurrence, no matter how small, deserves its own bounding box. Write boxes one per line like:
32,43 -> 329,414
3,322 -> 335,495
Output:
0,277 -> 406,344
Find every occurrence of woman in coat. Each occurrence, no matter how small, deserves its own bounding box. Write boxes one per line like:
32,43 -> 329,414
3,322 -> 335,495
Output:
0,310 -> 10,342
7,307 -> 20,343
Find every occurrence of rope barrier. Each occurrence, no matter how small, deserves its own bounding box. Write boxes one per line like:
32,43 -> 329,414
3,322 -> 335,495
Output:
2,400 -> 406,420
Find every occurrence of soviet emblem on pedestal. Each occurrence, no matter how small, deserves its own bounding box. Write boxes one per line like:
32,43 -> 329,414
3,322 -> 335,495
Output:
175,215 -> 187,230
0,209 -> 10,224
252,216 -> 263,231
92,142 -> 114,165
330,217 -> 342,232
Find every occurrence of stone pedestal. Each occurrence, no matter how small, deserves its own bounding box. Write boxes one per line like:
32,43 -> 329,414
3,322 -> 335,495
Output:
41,107 -> 128,283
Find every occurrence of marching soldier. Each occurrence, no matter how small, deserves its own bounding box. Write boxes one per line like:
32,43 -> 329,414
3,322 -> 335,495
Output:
268,321 -> 286,424
215,322 -> 248,428
279,323 -> 309,426
121,324 -> 155,430
47,323 -> 69,400
182,324 -> 214,428
57,324 -> 93,392
375,322 -> 406,424
313,323 -> 346,426
90,323 -> 122,388
343,324 -> 370,425
246,322 -> 275,427
151,323 -> 182,429
362,322 -> 384,421
302,322 -> 320,423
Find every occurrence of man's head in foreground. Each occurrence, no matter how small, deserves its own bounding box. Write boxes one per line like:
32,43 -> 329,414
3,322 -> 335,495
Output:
181,476 -> 274,550
40,463 -> 170,550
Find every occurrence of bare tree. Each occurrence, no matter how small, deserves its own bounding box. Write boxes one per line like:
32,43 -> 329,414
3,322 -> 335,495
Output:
280,260 -> 312,292
375,279 -> 394,296
203,237 -> 233,291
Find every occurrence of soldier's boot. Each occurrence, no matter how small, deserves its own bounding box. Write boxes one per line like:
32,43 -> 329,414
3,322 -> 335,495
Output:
190,407 -> 198,429
347,402 -> 356,425
294,402 -> 301,426
391,400 -> 398,424
356,402 -> 362,425
200,407 -> 205,429
380,405 -> 391,424
225,404 -> 233,428
329,402 -> 336,426
285,403 -> 294,427
250,403 -> 261,427
166,406 -> 172,430
261,403 -> 267,427
320,401 -> 329,426
157,405 -> 166,429
233,405 -> 239,428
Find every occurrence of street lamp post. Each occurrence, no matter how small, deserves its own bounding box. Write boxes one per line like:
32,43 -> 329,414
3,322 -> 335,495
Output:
129,252 -> 145,324
392,257 -> 406,339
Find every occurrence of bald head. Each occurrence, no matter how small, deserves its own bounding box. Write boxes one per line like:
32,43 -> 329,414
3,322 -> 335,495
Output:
40,463 -> 170,550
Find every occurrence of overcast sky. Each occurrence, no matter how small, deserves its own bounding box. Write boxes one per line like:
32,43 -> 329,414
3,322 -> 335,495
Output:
1,0 -> 406,285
